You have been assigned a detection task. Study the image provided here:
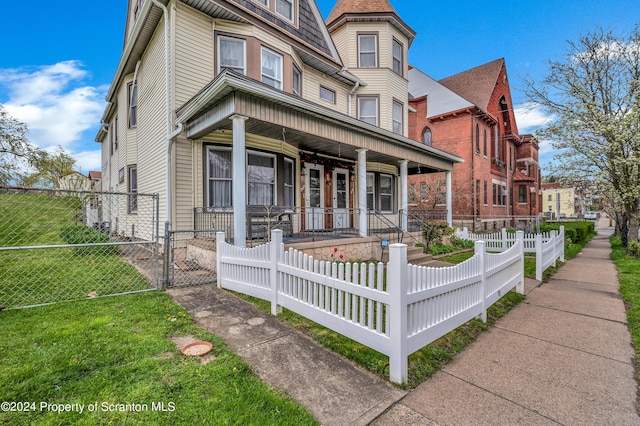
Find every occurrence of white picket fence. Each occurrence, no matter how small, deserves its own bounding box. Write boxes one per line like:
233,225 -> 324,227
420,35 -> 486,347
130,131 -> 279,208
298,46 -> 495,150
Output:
457,227 -> 565,280
216,229 -> 525,384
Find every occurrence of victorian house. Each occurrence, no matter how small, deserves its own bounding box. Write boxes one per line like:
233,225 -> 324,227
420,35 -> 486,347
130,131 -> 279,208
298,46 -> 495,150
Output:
407,59 -> 541,231
96,0 -> 461,246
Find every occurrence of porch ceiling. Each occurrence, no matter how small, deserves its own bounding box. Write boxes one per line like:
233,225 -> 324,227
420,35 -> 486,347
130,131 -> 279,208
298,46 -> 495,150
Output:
177,70 -> 463,173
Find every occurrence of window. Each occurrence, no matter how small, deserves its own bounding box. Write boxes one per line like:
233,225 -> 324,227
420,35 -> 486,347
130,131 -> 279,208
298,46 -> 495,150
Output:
475,124 -> 480,153
358,96 -> 378,126
110,118 -> 118,155
422,127 -> 432,146
128,82 -> 138,128
292,65 -> 301,96
491,124 -> 496,158
483,129 -> 487,156
366,173 -> 375,210
261,47 -> 283,89
547,194 -> 552,201
392,38 -> 403,75
436,180 -> 446,205
275,0 -> 293,21
256,0 -> 268,5
392,100 -> 403,135
358,34 -> 377,68
483,181 -> 488,204
128,165 -> 138,213
519,185 -> 527,203
207,147 -> 232,208
248,152 -> 276,206
379,174 -> 393,212
420,182 -> 428,201
493,184 -> 497,205
320,86 -> 335,103
218,36 -> 246,74
284,158 -> 294,208
408,183 -> 416,204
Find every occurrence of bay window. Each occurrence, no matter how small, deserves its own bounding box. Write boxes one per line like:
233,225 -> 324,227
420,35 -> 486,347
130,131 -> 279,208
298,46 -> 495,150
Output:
392,100 -> 403,135
218,36 -> 246,75
358,96 -> 378,126
392,38 -> 403,75
261,47 -> 283,89
358,34 -> 377,68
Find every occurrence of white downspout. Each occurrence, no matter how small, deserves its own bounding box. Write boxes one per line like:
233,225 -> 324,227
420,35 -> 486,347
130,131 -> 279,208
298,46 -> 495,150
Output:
348,80 -> 360,117
150,0 -> 175,227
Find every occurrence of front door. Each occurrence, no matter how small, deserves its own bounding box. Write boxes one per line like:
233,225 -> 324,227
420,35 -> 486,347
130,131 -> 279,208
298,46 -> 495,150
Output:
305,164 -> 324,230
332,168 -> 350,229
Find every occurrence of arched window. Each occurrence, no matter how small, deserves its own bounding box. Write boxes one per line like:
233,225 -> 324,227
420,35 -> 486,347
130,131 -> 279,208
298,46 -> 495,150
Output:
422,127 -> 432,146
475,124 -> 480,153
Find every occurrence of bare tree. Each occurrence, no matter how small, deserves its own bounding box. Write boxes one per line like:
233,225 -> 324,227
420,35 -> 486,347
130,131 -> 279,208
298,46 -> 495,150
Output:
525,25 -> 640,245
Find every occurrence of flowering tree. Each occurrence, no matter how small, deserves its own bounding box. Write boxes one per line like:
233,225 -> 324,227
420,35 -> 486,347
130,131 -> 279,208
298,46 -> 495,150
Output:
0,104 -> 36,186
525,26 -> 640,245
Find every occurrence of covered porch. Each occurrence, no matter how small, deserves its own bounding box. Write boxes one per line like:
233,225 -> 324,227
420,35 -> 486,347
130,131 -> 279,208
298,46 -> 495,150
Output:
174,70 -> 461,247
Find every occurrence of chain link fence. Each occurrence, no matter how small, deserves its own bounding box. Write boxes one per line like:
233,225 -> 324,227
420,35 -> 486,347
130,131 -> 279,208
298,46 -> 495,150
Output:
0,187 -> 159,309
163,229 -> 218,288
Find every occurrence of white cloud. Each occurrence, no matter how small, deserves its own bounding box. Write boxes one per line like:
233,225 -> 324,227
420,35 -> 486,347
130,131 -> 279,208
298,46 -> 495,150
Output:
514,102 -> 552,133
0,61 -> 105,173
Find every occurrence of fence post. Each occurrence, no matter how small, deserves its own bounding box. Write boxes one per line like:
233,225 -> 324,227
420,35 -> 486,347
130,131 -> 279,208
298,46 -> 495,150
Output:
551,230 -> 558,267
270,229 -> 283,316
535,233 -> 543,281
461,227 -> 469,239
476,240 -> 487,322
388,243 -> 408,384
216,231 -> 225,289
502,228 -> 508,251
516,231 -> 525,294
559,226 -> 565,262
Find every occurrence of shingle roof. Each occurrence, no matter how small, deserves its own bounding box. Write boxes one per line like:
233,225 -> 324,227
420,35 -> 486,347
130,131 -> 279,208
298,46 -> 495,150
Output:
438,58 -> 505,111
326,0 -> 398,25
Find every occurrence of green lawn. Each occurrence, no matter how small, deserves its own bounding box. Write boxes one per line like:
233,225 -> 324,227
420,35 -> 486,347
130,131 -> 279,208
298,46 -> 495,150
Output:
611,237 -> 640,369
0,292 -> 317,426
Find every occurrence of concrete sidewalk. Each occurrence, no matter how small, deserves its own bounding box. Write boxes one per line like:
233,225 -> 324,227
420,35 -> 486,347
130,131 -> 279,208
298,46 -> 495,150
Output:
374,218 -> 639,425
168,217 -> 639,425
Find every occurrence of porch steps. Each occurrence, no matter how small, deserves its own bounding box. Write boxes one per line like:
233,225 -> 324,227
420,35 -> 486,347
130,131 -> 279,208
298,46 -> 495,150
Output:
381,245 -> 434,266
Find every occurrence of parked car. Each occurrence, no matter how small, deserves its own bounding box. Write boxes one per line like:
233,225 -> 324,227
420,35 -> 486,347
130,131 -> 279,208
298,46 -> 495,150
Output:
585,211 -> 598,220
559,213 -> 567,219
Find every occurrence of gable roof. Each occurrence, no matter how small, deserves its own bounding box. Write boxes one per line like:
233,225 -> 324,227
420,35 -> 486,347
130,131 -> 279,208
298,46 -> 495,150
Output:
408,66 -> 474,118
438,58 -> 505,111
326,0 -> 416,44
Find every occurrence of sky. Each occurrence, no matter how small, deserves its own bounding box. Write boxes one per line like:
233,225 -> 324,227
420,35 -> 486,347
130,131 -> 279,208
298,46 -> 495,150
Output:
1,1 -> 639,175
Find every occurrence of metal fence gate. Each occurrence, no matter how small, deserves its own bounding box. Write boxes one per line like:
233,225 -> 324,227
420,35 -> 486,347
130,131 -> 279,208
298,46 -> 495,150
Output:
162,228 -> 218,288
0,187 -> 160,309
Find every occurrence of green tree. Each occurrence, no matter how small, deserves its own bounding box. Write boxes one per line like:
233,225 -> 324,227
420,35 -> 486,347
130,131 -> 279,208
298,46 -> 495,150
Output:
23,146 -> 77,188
0,104 -> 38,186
525,25 -> 640,245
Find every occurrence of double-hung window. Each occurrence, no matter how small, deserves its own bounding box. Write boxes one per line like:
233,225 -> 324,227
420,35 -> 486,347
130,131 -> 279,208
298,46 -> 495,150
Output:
248,152 -> 276,206
358,34 -> 377,68
284,158 -> 294,208
519,185 -> 527,203
392,39 -> 403,75
128,82 -> 138,128
261,47 -> 283,89
128,165 -> 138,213
207,147 -> 233,208
218,36 -> 246,75
366,173 -> 375,211
292,65 -> 301,96
392,100 -> 403,135
379,174 -> 393,213
358,96 -> 378,126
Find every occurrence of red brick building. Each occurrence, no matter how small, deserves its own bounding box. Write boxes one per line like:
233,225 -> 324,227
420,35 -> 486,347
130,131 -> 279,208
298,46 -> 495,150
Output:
407,59 -> 541,230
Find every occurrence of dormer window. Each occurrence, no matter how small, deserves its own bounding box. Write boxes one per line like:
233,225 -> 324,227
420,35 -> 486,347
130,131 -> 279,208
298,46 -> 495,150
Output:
358,34 -> 377,68
276,0 -> 294,22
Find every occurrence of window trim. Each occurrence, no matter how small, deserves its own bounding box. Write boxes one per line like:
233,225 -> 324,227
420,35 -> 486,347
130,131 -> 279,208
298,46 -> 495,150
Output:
275,0 -> 294,22
217,35 -> 246,75
358,33 -> 378,68
247,150 -> 277,206
392,38 -> 403,76
518,185 -> 527,203
357,95 -> 379,126
320,86 -> 336,104
379,173 -> 394,213
206,146 -> 233,209
260,46 -> 283,89
292,64 -> 301,96
284,157 -> 295,208
128,165 -> 138,214
392,99 -> 403,135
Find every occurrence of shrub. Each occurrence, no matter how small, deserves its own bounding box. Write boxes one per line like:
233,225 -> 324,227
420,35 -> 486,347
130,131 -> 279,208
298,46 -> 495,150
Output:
428,243 -> 455,255
628,241 -> 640,259
59,225 -> 120,255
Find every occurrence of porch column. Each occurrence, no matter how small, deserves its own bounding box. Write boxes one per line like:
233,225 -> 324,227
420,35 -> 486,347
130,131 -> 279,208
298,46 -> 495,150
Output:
232,115 -> 248,247
357,149 -> 368,237
400,160 -> 408,232
446,170 -> 453,227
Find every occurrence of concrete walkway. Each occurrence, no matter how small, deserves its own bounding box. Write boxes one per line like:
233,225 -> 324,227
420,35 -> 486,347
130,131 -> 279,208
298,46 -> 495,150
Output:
374,218 -> 639,425
168,217 -> 639,425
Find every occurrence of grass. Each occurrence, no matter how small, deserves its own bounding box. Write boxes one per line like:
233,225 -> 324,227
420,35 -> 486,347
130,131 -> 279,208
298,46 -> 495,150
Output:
0,292 -> 317,426
611,236 -> 640,368
0,193 -> 150,308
